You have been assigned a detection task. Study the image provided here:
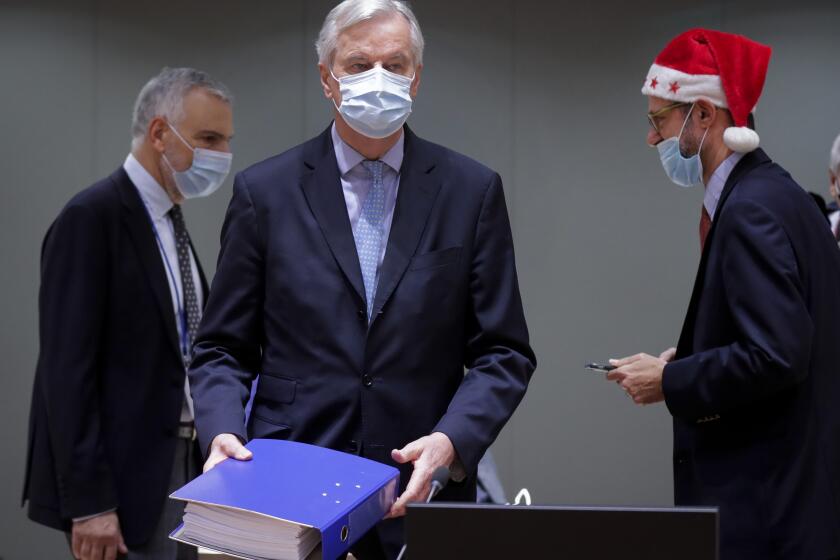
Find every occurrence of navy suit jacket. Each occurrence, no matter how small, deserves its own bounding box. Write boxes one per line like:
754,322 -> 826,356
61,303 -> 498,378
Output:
23,168 -> 207,546
663,149 -> 840,559
188,125 -> 536,552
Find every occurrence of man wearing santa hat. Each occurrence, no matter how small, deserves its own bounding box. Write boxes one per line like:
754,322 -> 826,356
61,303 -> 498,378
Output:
606,29 -> 840,559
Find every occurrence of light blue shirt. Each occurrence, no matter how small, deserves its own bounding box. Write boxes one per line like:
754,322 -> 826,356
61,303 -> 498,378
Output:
704,152 -> 744,219
331,123 -> 404,272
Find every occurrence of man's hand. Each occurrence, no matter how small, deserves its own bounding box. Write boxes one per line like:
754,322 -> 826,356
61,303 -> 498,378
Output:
606,353 -> 667,405
386,432 -> 456,518
71,511 -> 127,560
204,433 -> 253,472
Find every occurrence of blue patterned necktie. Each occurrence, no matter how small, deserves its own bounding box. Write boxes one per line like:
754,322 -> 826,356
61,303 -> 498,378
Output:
355,160 -> 386,319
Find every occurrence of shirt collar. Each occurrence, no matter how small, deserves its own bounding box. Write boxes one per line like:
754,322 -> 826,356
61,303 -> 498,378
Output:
331,122 -> 404,176
123,153 -> 173,219
704,151 -> 744,219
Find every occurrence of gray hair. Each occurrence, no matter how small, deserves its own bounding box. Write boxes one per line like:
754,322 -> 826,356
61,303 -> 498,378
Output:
130,67 -> 232,150
831,132 -> 840,175
315,0 -> 424,66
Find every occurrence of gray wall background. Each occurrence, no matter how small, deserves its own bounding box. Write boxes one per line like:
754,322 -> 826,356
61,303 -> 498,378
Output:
2,0 -> 838,557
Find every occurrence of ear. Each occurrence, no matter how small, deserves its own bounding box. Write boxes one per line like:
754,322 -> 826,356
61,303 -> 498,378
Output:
694,98 -> 717,129
319,63 -> 337,103
410,63 -> 423,98
148,116 -> 168,154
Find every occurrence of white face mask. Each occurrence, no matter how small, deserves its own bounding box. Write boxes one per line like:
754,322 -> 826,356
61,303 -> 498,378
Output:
163,123 -> 232,199
656,103 -> 709,189
331,66 -> 414,139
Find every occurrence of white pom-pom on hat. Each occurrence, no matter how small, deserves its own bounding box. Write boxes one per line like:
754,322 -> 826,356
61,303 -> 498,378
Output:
723,126 -> 760,153
641,29 -> 771,154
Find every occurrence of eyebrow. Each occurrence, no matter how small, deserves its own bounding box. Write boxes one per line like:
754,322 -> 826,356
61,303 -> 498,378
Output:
344,51 -> 409,63
345,52 -> 370,62
194,129 -> 233,141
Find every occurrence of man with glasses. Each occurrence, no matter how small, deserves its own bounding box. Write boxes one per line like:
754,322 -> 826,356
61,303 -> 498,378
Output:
606,29 -> 840,559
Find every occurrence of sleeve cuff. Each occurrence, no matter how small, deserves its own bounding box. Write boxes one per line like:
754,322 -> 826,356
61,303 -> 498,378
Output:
72,508 -> 116,523
449,457 -> 467,482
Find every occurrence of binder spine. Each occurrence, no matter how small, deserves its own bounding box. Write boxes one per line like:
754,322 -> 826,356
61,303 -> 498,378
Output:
322,473 -> 399,559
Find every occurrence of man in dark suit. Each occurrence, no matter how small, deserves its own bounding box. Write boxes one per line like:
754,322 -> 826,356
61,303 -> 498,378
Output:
188,1 -> 536,558
607,29 -> 840,559
23,67 -> 234,560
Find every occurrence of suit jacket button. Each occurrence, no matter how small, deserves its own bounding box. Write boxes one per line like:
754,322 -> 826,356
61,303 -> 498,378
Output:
361,374 -> 373,387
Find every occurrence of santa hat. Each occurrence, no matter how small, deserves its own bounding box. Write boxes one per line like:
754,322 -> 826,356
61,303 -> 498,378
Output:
641,28 -> 772,153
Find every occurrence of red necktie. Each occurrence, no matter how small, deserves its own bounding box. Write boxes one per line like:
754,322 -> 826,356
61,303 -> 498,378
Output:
699,206 -> 712,250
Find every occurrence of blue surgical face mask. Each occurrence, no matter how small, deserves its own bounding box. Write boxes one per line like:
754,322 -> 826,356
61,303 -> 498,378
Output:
656,103 -> 709,188
331,66 -> 414,139
163,123 -> 232,199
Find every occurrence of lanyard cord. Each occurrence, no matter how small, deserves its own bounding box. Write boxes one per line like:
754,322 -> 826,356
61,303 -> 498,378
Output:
140,202 -> 191,362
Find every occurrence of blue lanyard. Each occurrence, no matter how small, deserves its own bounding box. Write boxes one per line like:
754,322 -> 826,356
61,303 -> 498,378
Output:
141,203 -> 191,363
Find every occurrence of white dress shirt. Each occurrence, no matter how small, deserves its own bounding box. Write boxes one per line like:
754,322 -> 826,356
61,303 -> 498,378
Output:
829,210 -> 840,242
123,154 -> 203,422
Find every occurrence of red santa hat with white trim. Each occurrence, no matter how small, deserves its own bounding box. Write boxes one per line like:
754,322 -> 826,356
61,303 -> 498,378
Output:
641,28 -> 772,153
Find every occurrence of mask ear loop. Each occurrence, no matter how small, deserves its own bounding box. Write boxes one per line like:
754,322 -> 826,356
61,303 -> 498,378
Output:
677,102 -> 710,159
329,70 -> 343,111
166,121 -> 195,152
696,124 -> 710,157
161,121 -> 196,179
676,103 -> 695,142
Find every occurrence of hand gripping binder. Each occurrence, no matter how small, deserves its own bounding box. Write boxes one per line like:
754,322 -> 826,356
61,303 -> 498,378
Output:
169,439 -> 400,560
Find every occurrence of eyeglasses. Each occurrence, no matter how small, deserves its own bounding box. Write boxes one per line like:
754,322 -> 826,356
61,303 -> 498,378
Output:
647,102 -> 690,135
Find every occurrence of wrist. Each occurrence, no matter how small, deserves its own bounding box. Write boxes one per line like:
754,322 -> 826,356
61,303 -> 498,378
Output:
431,432 -> 456,465
72,509 -> 117,523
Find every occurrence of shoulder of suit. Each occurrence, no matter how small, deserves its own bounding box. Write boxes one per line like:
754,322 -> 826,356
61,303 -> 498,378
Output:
727,157 -> 808,216
235,142 -> 309,192
410,135 -> 500,195
58,171 -> 124,221
236,133 -> 501,196
416,136 -> 497,179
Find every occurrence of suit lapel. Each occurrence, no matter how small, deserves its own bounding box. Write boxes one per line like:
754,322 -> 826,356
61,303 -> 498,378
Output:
299,127 -> 366,305
114,168 -> 182,361
675,149 -> 771,355
370,128 -> 442,326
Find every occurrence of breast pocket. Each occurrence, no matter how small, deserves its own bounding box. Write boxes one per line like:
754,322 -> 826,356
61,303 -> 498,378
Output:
408,247 -> 462,271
